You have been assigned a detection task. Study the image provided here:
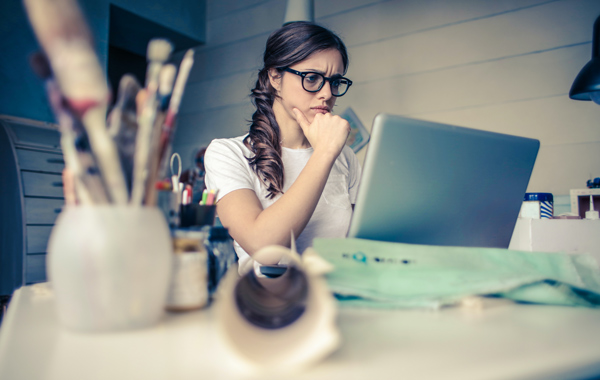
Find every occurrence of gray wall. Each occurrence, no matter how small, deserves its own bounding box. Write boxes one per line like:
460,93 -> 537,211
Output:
0,0 -> 205,122
173,0 -> 600,197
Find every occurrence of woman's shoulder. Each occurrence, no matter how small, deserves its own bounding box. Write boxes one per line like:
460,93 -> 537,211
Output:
338,145 -> 359,166
206,135 -> 251,157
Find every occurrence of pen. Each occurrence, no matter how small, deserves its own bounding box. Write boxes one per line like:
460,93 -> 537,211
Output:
200,189 -> 208,205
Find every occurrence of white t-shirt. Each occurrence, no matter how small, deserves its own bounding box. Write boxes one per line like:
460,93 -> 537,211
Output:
204,135 -> 361,273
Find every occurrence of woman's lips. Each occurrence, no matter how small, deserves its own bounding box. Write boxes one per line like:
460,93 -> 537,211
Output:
311,107 -> 330,114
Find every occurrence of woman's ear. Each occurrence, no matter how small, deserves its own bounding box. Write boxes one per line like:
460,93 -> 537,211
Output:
268,68 -> 282,92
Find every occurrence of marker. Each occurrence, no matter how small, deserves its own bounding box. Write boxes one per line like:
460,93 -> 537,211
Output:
205,189 -> 216,205
182,184 -> 192,205
200,189 -> 208,205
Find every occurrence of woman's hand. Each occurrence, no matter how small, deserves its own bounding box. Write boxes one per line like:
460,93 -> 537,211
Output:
293,108 -> 350,158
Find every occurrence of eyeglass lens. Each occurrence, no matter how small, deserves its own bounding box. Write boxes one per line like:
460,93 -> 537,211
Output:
303,73 -> 349,96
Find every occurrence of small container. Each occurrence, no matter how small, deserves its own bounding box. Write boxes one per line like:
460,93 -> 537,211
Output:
520,193 -> 553,219
180,204 -> 216,227
165,229 -> 209,311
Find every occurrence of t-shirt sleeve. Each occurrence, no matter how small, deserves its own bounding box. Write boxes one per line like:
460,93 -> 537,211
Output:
346,147 -> 362,204
204,139 -> 255,202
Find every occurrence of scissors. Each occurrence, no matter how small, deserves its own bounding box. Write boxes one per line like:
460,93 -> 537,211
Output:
170,152 -> 182,193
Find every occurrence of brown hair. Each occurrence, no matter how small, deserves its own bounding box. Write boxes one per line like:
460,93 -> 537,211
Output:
244,22 -> 349,199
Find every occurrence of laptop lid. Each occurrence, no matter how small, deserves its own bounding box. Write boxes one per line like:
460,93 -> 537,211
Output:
347,114 -> 540,248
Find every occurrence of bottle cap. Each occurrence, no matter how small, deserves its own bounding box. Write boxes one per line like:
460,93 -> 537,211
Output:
524,193 -> 553,202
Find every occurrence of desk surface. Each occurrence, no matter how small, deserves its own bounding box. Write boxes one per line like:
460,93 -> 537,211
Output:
1,285 -> 600,380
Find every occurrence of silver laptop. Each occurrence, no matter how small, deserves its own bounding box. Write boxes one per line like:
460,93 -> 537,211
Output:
347,114 -> 540,248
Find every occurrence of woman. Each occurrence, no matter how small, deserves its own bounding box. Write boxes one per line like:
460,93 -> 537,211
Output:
204,22 -> 361,273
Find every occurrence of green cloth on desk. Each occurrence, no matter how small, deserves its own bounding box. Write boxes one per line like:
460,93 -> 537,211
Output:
312,238 -> 600,309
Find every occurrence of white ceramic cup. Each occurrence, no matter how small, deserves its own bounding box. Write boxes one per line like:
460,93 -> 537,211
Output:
47,206 -> 173,332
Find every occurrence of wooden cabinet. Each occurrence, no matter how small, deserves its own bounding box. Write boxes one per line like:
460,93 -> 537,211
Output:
0,116 -> 64,296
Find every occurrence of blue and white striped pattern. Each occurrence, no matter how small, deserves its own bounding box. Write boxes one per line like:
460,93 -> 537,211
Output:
540,201 -> 553,219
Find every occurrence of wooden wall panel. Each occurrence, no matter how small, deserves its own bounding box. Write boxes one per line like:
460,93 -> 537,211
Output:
340,44 -> 590,125
174,0 -> 600,195
320,0 -> 551,47
206,1 -> 286,46
187,34 -> 266,83
207,0 -> 269,21
342,0 -> 600,83
180,71 -> 256,114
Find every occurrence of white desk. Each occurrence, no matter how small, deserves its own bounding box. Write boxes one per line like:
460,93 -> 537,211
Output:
1,285 -> 600,380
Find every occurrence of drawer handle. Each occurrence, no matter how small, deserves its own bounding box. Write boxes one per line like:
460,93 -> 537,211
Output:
47,158 -> 65,165
52,182 -> 64,187
54,208 -> 62,213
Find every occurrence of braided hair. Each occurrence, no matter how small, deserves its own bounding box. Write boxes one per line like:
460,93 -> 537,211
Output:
244,22 -> 349,199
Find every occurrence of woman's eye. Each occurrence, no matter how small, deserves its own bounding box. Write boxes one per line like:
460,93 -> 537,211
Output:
305,74 -> 319,83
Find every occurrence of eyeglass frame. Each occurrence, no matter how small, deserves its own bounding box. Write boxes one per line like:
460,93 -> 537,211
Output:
279,67 -> 353,97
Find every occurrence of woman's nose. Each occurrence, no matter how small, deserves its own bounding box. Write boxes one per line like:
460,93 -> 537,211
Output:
317,80 -> 333,100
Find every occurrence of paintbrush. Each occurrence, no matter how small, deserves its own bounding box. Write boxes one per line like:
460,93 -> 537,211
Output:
157,49 -> 195,179
130,38 -> 173,205
108,74 -> 142,195
23,0 -> 129,204
158,64 -> 177,111
29,51 -> 109,205
144,64 -> 177,206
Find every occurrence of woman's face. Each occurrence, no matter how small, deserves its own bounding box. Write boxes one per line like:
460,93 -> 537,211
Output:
270,49 -> 345,125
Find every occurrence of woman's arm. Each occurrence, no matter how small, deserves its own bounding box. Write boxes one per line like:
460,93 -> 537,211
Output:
215,109 -> 350,257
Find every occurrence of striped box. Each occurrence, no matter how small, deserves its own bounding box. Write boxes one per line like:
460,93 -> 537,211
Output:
520,193 -> 554,219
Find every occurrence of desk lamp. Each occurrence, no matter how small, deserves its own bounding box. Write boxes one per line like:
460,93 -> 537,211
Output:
569,15 -> 600,104
283,0 -> 314,25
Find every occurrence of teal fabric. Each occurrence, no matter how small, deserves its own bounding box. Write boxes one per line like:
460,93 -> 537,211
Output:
312,238 -> 600,309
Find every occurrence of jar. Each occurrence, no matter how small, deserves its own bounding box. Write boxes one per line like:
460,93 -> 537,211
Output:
165,229 -> 209,311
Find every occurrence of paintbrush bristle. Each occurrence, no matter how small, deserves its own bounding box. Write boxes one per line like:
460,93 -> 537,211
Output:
29,51 -> 52,80
147,39 -> 173,63
158,64 -> 177,96
182,49 -> 194,63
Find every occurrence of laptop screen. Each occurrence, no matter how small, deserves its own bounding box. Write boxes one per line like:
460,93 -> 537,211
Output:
347,114 -> 540,248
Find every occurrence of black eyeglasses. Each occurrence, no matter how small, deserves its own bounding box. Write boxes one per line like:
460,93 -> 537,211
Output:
280,67 -> 352,97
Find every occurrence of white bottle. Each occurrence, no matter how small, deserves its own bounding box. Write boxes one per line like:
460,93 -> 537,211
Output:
585,195 -> 599,220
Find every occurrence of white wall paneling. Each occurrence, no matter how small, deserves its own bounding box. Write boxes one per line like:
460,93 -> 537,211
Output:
318,0 -> 554,48
173,0 -> 600,195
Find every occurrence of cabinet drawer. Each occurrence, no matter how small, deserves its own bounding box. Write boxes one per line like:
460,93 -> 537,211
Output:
26,226 -> 54,253
16,149 -> 64,173
21,172 -> 64,197
24,198 -> 64,224
26,254 -> 47,284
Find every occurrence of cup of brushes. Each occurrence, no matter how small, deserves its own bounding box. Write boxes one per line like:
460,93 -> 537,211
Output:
24,0 -> 195,332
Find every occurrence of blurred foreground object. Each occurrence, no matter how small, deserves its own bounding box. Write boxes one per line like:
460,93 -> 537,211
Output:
22,0 -> 198,332
24,0 -> 194,206
215,240 -> 339,374
47,207 -> 172,331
